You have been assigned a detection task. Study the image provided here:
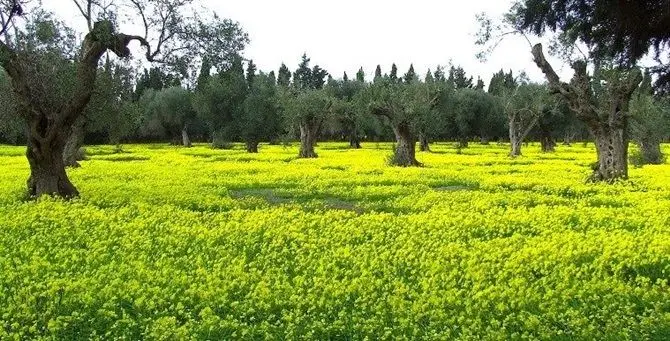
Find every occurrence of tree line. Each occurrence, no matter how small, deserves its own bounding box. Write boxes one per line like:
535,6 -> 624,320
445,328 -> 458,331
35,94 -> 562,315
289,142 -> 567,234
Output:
0,0 -> 669,198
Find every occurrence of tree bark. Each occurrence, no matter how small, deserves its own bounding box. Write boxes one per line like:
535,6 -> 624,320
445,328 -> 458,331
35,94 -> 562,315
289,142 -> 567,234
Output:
391,123 -> 420,166
26,130 -> 78,198
0,20 -> 156,198
246,141 -> 259,153
592,125 -> 629,181
182,125 -> 192,148
419,133 -> 430,152
540,129 -> 556,153
299,120 -> 319,158
531,43 -> 641,181
636,137 -> 663,164
63,118 -> 86,168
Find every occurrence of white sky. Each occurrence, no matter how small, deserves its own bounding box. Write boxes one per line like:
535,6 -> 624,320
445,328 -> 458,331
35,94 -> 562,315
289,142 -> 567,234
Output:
44,0 -> 573,86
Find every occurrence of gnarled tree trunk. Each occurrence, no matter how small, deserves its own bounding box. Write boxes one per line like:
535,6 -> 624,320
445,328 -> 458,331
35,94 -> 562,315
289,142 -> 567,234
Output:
246,141 -> 259,153
531,43 -> 642,182
299,120 -> 320,158
419,133 -> 430,152
592,124 -> 629,181
391,123 -> 419,166
1,19 -> 155,198
26,126 -> 78,198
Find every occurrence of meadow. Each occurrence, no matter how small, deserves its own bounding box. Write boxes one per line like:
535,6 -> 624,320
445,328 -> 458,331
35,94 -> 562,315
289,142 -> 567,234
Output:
1,142 -> 670,340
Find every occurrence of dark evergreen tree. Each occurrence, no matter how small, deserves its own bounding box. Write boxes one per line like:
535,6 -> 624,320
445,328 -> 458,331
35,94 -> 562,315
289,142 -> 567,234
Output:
356,67 -> 365,82
277,63 -> 291,87
389,63 -> 398,83
374,65 -> 383,82
404,64 -> 417,84
246,59 -> 257,87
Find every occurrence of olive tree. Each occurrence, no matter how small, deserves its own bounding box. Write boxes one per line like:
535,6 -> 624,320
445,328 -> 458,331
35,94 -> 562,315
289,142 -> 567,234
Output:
503,83 -> 548,157
362,78 -> 439,166
0,0 -> 247,198
280,88 -> 333,158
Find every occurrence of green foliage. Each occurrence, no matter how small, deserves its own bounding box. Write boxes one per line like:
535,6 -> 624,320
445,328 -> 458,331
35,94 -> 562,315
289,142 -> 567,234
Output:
193,57 -> 247,144
240,73 -> 282,145
280,87 -> 333,129
139,87 -> 195,141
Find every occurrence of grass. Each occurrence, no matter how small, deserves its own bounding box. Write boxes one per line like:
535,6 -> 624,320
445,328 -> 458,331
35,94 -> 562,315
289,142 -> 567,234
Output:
0,142 -> 669,340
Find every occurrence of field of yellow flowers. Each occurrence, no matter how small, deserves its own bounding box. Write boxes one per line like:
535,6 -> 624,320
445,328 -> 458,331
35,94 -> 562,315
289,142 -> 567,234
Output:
1,142 -> 670,340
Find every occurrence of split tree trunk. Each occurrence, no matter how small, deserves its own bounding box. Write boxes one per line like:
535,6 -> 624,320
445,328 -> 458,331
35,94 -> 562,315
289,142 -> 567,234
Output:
298,121 -> 320,158
391,123 -> 419,166
246,141 -> 259,153
419,133 -> 430,152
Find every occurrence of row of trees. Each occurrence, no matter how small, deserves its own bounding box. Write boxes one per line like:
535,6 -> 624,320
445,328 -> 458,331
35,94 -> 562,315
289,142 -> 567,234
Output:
0,0 -> 669,198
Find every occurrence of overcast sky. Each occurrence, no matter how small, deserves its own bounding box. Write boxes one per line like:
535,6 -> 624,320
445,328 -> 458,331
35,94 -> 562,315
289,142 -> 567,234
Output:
46,0 -> 572,86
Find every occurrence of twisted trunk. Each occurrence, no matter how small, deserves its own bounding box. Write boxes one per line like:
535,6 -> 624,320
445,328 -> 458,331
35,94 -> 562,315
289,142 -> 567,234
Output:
299,120 -> 320,158
391,123 -> 419,166
0,20 -> 155,198
26,124 -> 78,198
531,43 -> 641,181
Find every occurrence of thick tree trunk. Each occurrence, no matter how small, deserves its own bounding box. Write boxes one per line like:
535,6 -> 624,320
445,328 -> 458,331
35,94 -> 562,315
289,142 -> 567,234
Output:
591,126 -> 629,181
636,137 -> 663,165
419,133 -> 430,152
182,125 -> 192,148
246,141 -> 259,153
299,121 -> 319,158
26,131 -> 78,198
391,123 -> 420,166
